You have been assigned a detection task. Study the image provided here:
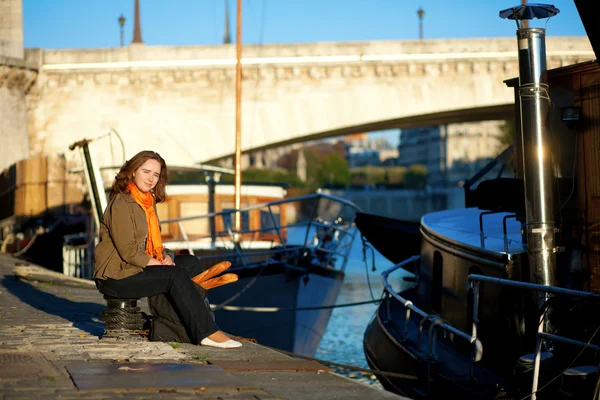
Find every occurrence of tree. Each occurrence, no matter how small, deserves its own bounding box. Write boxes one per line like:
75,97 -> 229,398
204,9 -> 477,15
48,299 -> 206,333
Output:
220,167 -> 306,187
275,141 -> 351,189
385,166 -> 408,185
404,164 -> 428,189
350,166 -> 409,186
315,153 -> 351,187
303,147 -> 323,186
495,119 -> 518,173
496,119 -> 516,151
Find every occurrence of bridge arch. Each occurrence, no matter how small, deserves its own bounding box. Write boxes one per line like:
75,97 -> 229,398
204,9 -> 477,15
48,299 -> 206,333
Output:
26,37 -> 593,167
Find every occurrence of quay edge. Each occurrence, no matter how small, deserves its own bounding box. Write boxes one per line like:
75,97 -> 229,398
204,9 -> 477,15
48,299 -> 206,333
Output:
0,253 -> 409,400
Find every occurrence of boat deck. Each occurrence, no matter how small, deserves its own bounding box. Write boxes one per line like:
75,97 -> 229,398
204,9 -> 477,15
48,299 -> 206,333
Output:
0,253 -> 407,400
421,207 -> 526,257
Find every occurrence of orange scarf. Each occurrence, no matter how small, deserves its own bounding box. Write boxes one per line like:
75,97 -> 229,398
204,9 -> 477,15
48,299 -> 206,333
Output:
127,183 -> 164,261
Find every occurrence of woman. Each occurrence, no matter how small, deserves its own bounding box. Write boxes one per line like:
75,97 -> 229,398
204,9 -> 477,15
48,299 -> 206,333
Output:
93,150 -> 241,348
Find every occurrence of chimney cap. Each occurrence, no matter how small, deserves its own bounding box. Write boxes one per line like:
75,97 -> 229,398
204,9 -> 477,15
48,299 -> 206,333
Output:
499,3 -> 559,21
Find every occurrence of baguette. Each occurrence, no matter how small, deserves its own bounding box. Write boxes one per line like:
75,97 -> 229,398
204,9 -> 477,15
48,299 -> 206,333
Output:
191,261 -> 231,285
199,273 -> 239,290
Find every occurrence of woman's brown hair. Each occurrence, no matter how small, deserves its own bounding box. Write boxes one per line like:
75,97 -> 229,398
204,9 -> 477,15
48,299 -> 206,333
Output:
110,151 -> 168,202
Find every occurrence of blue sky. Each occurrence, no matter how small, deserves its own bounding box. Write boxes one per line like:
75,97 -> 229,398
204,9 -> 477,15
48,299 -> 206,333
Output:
24,1 -> 587,49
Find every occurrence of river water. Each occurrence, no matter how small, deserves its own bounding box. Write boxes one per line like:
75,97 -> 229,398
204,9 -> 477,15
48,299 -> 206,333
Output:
316,230 -> 413,389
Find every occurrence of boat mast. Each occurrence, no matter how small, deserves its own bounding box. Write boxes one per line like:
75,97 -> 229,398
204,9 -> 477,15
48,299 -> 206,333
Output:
223,0 -> 231,44
234,0 -> 242,234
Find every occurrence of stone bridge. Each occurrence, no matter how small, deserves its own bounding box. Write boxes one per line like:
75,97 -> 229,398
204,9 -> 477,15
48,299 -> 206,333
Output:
0,0 -> 38,172
23,37 -> 595,168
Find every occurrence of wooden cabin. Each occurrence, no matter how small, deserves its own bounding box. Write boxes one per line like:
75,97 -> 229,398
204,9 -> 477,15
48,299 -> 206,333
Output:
505,60 -> 600,293
157,182 -> 288,249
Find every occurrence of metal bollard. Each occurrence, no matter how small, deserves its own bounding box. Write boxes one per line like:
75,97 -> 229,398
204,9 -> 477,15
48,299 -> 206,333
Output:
100,295 -> 148,340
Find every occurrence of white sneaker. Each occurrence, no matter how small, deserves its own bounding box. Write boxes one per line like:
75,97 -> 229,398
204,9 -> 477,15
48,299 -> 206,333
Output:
200,337 -> 242,348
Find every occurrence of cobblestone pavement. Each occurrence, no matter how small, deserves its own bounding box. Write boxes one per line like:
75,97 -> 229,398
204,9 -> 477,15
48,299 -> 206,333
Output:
0,254 -> 408,400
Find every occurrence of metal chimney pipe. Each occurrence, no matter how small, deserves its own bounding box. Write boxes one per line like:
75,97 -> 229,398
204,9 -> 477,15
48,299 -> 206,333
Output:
516,27 -> 556,288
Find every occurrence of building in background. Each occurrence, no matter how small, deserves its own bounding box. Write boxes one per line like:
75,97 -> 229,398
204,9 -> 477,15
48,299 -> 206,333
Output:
397,121 -> 506,187
344,132 -> 399,168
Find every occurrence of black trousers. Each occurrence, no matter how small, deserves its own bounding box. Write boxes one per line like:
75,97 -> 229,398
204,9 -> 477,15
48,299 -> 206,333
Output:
95,254 -> 219,344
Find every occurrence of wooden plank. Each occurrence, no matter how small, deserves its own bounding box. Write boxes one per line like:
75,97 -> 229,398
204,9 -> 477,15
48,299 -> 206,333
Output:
46,181 -> 65,210
13,264 -> 96,289
46,155 -> 66,182
15,156 -> 47,186
14,184 -> 46,216
582,81 -> 600,197
46,182 -> 84,211
580,71 -> 600,293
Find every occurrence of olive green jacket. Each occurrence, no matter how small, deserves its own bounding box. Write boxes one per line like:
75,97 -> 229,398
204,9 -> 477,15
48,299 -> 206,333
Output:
93,192 -> 156,280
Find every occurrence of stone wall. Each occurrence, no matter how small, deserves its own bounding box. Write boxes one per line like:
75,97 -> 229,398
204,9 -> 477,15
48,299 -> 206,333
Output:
0,57 -> 38,172
325,186 -> 465,222
0,78 -> 27,169
34,36 -> 595,64
0,0 -> 23,59
0,0 -> 35,174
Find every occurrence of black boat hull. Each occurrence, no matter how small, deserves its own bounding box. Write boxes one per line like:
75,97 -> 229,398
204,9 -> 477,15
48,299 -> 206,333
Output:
364,287 -> 503,400
354,212 -> 421,265
363,305 -> 423,398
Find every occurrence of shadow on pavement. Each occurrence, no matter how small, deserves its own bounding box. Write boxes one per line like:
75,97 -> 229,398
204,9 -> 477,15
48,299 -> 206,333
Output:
2,275 -> 105,337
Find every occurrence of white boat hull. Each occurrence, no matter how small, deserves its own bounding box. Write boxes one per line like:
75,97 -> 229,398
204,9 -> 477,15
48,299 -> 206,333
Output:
205,262 -> 344,357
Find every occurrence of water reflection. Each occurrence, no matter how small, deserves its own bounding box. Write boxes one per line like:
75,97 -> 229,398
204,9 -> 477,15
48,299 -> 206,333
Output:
317,235 -> 413,389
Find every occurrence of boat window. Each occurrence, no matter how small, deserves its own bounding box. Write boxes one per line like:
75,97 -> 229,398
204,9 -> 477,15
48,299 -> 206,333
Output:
432,251 -> 443,314
221,208 -> 250,232
156,202 -> 170,235
180,201 -> 209,235
260,205 -> 280,231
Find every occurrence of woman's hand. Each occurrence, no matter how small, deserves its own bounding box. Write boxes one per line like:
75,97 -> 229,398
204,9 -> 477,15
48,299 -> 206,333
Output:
146,256 -> 175,266
146,258 -> 163,266
160,255 -> 176,266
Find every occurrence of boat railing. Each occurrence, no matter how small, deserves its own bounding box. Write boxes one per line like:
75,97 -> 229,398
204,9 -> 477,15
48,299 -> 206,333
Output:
62,233 -> 94,279
381,255 -> 484,374
382,259 -> 600,398
162,191 -> 360,225
478,210 -> 522,253
161,192 -> 361,272
467,274 -> 600,400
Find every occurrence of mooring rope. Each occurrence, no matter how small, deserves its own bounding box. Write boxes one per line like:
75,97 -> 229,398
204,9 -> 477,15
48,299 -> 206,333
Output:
5,230 -> 41,257
101,305 -> 145,330
210,262 -> 269,311
211,238 -> 382,313
212,298 -> 381,312
361,235 -> 378,302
